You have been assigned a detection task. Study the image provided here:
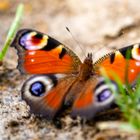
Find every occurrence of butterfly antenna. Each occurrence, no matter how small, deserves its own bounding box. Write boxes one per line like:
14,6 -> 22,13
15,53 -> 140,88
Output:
66,27 -> 86,58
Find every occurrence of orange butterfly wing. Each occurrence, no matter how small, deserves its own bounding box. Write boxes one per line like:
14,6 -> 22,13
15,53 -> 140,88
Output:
11,29 -> 81,74
94,44 -> 140,84
70,79 -> 96,119
66,77 -> 117,119
22,74 -> 76,119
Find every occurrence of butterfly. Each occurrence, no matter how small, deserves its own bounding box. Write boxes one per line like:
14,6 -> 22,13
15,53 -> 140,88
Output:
11,29 -> 140,120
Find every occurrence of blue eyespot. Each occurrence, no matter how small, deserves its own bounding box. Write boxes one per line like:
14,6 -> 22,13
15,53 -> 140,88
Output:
97,89 -> 112,102
30,82 -> 45,97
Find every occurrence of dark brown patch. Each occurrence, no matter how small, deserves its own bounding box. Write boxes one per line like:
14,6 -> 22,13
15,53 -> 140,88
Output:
59,48 -> 67,59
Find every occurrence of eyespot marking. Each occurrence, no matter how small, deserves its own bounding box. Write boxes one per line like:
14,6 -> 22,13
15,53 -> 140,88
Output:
22,75 -> 56,102
94,78 -> 118,106
22,74 -> 66,100
30,81 -> 46,97
20,31 -> 48,50
96,89 -> 112,102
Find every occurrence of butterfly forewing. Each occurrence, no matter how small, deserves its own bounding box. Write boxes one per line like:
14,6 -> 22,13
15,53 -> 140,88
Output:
94,44 -> 140,84
11,29 -> 81,74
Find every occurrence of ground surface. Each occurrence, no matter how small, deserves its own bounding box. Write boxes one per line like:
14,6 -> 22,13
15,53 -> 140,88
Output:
0,0 -> 140,139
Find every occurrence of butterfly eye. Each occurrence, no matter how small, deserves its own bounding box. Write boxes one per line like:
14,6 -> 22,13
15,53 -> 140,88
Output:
30,81 -> 46,97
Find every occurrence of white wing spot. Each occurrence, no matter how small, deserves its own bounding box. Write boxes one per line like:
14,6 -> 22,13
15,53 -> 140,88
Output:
132,44 -> 140,61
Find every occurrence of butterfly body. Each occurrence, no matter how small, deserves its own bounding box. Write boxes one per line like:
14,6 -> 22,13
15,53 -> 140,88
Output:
12,29 -> 140,120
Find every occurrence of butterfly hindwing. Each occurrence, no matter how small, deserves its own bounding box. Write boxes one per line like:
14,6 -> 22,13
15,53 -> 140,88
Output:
11,29 -> 81,74
22,74 -> 76,119
69,77 -> 117,119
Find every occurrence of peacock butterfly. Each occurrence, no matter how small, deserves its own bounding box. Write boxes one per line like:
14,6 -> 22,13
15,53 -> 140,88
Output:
11,29 -> 140,120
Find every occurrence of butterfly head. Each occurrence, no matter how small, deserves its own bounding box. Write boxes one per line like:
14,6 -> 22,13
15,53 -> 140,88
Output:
84,53 -> 93,65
